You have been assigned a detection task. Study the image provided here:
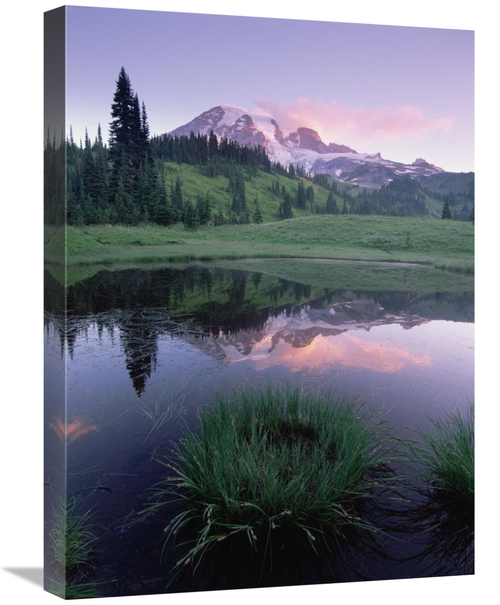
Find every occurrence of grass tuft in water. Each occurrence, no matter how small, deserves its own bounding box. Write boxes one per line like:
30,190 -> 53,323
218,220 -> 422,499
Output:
49,494 -> 99,570
410,406 -> 474,505
400,406 -> 475,575
46,494 -> 103,599
149,384 -> 397,580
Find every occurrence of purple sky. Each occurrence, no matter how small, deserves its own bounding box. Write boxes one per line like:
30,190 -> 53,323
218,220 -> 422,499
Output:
66,6 -> 474,173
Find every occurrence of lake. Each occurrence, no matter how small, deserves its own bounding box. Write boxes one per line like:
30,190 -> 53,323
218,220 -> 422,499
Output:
44,260 -> 474,596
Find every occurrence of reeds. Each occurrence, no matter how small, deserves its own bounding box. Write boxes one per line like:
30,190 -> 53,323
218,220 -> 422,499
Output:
49,494 -> 99,570
410,406 -> 474,504
398,406 -> 475,575
149,384 -> 397,578
139,380 -> 188,445
46,494 -> 103,598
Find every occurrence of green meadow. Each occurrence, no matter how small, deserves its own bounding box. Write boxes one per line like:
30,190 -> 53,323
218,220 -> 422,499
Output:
46,214 -> 473,276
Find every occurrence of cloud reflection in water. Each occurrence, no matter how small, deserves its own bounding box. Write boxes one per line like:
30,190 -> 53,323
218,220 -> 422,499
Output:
220,315 -> 433,375
49,416 -> 100,444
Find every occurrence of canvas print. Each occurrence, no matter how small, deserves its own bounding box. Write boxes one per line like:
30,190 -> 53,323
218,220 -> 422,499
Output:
44,5 -> 474,599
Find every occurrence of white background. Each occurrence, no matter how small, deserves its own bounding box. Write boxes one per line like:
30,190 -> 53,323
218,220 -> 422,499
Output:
1,1 -> 495,604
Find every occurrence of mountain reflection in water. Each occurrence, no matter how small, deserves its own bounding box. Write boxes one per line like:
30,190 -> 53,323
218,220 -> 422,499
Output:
212,302 -> 433,373
45,265 -> 473,397
43,262 -> 474,593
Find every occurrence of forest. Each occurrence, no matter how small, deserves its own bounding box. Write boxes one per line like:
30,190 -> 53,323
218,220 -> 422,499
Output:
44,68 -> 474,228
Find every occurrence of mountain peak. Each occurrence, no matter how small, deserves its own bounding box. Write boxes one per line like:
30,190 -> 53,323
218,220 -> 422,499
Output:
297,127 -> 322,141
167,105 -> 445,187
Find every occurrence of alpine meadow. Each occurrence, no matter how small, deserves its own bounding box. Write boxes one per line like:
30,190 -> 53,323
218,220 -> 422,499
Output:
46,66 -> 473,270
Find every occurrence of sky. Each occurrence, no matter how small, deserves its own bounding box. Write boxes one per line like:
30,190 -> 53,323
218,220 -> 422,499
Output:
66,6 -> 474,173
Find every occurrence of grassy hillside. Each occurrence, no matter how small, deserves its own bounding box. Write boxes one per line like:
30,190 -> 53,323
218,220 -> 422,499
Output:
165,161 -> 466,220
162,162 -> 331,222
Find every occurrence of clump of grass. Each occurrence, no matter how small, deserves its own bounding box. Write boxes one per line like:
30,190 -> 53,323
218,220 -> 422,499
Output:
46,494 -> 102,599
400,406 -> 474,575
410,406 -> 474,505
49,494 -> 99,570
150,384 -> 397,579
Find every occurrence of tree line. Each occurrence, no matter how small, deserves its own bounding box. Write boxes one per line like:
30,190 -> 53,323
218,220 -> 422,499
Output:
65,67 -> 294,227
50,67 -> 474,227
66,67 -> 168,225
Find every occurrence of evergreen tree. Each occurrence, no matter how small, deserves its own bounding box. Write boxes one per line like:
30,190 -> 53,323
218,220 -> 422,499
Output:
82,129 -> 99,223
306,185 -> 314,211
140,101 -> 150,158
281,192 -> 294,219
208,130 -> 219,159
332,197 -> 339,215
108,67 -> 152,222
153,168 -> 174,226
441,198 -> 452,219
66,130 -> 84,225
196,193 -> 212,225
253,198 -> 263,223
296,180 -> 307,209
131,93 -> 143,160
154,193 -> 173,226
214,207 -> 226,226
108,68 -> 137,218
109,68 -> 137,163
183,200 -> 198,229
170,176 -> 184,222
325,191 -> 339,214
93,124 -> 110,220
229,168 -> 247,216
67,69 -> 170,226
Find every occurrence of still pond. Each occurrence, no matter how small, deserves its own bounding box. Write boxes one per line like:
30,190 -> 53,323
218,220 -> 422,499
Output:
44,260 -> 474,595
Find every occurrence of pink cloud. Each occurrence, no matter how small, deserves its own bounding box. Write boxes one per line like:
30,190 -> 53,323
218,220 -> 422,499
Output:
256,97 -> 454,147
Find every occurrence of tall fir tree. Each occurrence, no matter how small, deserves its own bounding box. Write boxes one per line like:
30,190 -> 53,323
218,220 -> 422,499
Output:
92,124 -> 110,221
170,176 -> 184,223
325,191 -> 339,215
296,180 -> 307,209
106,67 -> 160,223
441,198 -> 452,219
253,198 -> 263,223
109,68 -> 136,162
108,68 -> 137,219
281,192 -> 294,219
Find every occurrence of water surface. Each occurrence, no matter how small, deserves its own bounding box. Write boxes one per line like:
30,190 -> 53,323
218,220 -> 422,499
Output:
44,261 -> 474,595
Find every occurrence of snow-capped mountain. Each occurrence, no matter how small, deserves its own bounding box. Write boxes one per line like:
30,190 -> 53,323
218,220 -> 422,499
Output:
168,105 -> 445,188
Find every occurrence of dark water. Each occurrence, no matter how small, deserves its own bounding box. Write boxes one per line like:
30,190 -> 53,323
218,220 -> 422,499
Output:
44,262 -> 474,596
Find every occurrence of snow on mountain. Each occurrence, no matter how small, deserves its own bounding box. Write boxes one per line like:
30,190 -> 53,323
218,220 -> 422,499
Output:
168,105 -> 444,188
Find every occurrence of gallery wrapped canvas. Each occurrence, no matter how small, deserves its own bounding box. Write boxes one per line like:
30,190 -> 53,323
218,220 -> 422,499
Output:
44,5 -> 474,599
